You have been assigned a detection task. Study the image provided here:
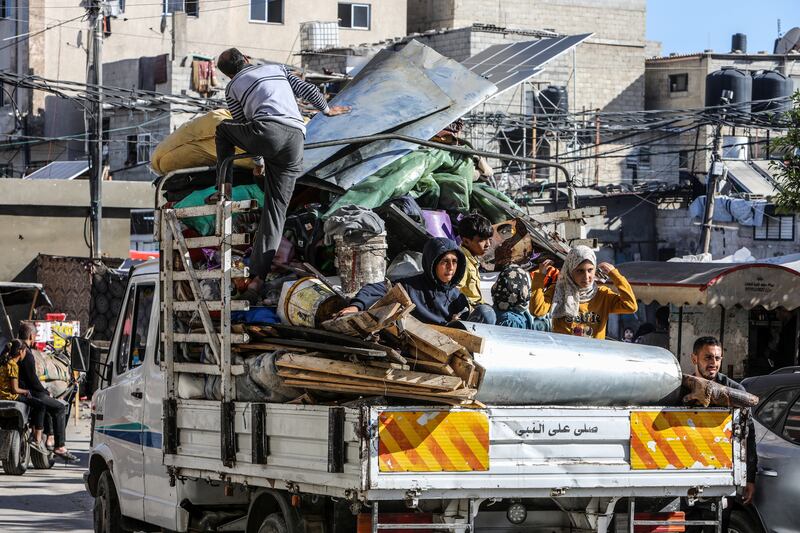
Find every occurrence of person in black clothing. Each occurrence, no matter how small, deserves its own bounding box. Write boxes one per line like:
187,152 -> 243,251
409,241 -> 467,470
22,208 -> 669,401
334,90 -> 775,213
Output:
691,336 -> 756,504
17,323 -> 77,462
335,238 -> 472,326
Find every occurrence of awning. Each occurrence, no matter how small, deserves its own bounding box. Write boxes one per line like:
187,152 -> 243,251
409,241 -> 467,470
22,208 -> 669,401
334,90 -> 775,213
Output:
616,261 -> 800,310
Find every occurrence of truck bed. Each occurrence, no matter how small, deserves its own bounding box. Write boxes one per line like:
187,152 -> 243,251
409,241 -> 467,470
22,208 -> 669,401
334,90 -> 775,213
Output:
164,401 -> 744,500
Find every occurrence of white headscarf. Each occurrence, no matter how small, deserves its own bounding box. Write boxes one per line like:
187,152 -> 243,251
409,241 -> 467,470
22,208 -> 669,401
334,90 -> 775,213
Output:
551,245 -> 598,319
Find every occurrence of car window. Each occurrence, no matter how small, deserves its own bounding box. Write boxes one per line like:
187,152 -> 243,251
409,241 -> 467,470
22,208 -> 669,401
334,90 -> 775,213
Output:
116,283 -> 156,375
756,389 -> 796,430
781,395 -> 800,445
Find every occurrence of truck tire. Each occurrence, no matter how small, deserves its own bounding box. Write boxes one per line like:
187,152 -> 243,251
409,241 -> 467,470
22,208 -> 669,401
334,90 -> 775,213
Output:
1,430 -> 29,476
94,470 -> 124,533
30,447 -> 55,469
258,513 -> 288,533
728,509 -> 762,533
94,294 -> 110,315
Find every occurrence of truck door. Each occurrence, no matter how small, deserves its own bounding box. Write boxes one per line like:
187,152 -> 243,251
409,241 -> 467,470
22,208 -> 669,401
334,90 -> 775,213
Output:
141,282 -> 180,529
96,279 -> 156,522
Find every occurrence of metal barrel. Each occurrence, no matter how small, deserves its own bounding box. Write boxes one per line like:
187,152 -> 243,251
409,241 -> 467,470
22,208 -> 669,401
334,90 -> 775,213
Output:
462,323 -> 684,406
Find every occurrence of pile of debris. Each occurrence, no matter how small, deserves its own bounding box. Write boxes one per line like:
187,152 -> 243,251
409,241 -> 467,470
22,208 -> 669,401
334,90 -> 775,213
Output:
235,285 -> 485,406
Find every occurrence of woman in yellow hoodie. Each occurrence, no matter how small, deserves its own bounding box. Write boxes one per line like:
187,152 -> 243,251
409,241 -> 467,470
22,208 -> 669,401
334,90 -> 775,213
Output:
530,245 -> 637,339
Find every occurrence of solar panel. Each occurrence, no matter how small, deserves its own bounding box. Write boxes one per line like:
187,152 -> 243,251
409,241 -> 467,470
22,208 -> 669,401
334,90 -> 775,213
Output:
23,161 -> 89,180
463,33 -> 592,93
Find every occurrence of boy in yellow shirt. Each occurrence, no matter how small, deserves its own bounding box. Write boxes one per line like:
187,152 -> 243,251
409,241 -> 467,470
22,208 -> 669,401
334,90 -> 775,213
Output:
457,214 -> 496,324
530,245 -> 637,339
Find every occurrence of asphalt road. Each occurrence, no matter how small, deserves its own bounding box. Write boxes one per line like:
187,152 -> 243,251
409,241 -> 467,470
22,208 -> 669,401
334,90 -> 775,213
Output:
0,417 -> 94,533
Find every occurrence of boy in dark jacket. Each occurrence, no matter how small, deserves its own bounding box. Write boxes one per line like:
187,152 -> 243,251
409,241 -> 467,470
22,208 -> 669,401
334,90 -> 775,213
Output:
337,238 -> 470,325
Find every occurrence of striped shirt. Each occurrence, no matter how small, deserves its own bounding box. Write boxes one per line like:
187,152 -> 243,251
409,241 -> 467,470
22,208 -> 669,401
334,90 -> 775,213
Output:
224,64 -> 330,136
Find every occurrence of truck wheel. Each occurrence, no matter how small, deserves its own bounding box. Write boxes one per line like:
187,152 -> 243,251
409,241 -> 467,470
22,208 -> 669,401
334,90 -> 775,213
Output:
94,470 -> 123,533
30,447 -> 55,469
258,513 -> 288,533
728,510 -> 762,533
2,430 -> 29,476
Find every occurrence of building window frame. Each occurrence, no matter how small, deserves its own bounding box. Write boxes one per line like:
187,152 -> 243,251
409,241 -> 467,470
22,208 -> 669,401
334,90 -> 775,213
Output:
0,0 -> 11,19
249,0 -> 283,24
128,133 -> 152,165
669,73 -> 689,93
338,2 -> 371,30
637,146 -> 652,170
754,213 -> 795,241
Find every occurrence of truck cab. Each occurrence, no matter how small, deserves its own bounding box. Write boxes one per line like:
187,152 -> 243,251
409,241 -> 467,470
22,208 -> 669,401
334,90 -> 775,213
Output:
86,261 -> 248,532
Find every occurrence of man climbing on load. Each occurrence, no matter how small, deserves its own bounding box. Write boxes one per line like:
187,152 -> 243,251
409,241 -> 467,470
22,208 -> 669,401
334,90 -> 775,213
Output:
215,48 -> 351,300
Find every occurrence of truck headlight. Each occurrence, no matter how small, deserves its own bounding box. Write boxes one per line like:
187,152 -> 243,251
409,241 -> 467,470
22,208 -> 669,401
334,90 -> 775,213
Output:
506,502 -> 527,524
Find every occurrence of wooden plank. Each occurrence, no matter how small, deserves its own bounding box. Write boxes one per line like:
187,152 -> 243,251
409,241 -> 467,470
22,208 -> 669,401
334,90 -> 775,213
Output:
179,234 -> 249,249
533,206 -> 605,224
401,316 -> 463,363
428,325 -> 485,354
240,339 -> 386,358
169,300 -> 250,312
405,359 -> 455,376
321,303 -> 402,337
169,333 -> 248,344
370,283 -> 413,309
276,353 -> 463,391
367,361 -> 411,371
171,200 -> 256,219
168,268 -> 248,281
281,378 -> 474,406
449,353 -> 476,389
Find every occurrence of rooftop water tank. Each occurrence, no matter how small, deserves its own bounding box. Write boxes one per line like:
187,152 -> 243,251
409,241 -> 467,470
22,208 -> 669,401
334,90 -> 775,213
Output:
705,67 -> 752,121
752,70 -> 794,115
534,86 -> 569,116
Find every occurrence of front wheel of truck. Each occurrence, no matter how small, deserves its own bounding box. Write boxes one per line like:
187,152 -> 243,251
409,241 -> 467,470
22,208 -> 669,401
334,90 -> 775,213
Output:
93,470 -> 124,533
258,513 -> 288,533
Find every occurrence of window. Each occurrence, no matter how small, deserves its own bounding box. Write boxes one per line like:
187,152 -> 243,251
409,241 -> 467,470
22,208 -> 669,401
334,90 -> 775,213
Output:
0,164 -> 11,178
781,395 -> 800,444
185,0 -> 198,16
638,147 -> 651,170
754,214 -> 795,241
669,73 -> 688,93
757,389 -> 795,430
679,150 -> 689,170
163,0 -> 183,13
0,0 -> 11,19
250,0 -> 282,23
338,3 -> 370,29
116,283 -> 156,374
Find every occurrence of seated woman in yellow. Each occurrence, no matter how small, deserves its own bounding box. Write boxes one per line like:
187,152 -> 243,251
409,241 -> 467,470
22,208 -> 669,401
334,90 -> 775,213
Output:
530,245 -> 637,339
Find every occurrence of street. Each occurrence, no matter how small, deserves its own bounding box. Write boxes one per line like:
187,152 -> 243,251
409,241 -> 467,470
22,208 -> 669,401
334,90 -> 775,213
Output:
0,417 -> 93,533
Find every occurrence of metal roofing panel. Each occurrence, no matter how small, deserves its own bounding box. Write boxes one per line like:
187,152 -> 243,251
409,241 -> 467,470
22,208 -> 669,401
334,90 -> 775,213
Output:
23,161 -> 89,180
616,261 -> 800,310
725,160 -> 780,197
302,42 -> 455,173
463,33 -> 592,93
310,40 -> 498,189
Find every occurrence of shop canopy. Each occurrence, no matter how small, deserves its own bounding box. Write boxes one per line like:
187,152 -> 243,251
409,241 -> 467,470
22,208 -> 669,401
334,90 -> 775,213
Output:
616,261 -> 800,311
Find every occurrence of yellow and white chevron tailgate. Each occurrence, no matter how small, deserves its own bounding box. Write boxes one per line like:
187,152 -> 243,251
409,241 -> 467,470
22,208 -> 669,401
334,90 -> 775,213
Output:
378,411 -> 489,472
630,411 -> 733,470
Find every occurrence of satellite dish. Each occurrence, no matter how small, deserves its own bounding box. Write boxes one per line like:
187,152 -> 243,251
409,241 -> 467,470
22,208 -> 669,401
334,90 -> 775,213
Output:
774,27 -> 800,54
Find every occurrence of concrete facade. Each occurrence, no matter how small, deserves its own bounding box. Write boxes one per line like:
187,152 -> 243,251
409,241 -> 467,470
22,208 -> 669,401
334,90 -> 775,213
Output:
0,0 -> 407,178
0,179 -> 152,280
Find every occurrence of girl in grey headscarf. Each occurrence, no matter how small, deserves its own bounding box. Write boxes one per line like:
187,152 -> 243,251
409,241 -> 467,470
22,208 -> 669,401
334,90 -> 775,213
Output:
529,245 -> 637,339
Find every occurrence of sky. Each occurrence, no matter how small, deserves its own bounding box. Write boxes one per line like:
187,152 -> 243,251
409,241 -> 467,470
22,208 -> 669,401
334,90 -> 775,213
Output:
646,0 -> 799,56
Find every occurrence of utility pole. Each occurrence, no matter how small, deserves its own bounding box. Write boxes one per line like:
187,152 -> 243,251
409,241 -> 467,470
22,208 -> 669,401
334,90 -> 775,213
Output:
86,0 -> 104,257
699,91 -> 732,255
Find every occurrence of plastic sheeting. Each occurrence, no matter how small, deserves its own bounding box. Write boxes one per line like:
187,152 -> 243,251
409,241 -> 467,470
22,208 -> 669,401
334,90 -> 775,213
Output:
689,195 -> 766,227
323,149 -> 475,216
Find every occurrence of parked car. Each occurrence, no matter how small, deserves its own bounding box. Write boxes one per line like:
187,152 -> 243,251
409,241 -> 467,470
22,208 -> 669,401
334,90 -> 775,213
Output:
736,367 -> 800,533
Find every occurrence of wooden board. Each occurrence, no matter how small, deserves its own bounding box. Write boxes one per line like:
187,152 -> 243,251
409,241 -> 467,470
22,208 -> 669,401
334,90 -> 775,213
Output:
321,303 -> 402,337
276,353 -> 463,391
405,359 -> 455,376
281,378 -> 474,406
371,283 -> 413,309
401,316 -> 464,363
240,339 -> 386,358
428,324 -> 485,354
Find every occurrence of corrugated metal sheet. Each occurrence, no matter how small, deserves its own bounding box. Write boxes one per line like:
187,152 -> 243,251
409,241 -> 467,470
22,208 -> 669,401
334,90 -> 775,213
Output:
303,42 -> 454,174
